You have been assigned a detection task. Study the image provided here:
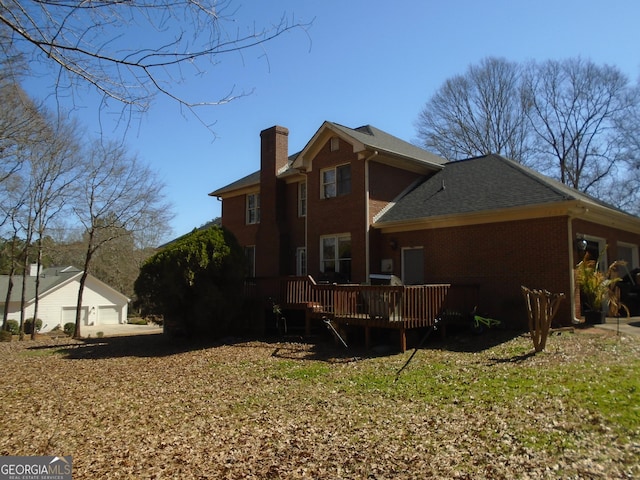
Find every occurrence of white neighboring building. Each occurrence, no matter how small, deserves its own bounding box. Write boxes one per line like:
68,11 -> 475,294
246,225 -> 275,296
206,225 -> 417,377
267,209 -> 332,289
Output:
0,265 -> 130,332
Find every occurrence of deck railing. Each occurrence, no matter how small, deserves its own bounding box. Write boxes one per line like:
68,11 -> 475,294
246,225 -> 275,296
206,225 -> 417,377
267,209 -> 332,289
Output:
277,276 -> 450,329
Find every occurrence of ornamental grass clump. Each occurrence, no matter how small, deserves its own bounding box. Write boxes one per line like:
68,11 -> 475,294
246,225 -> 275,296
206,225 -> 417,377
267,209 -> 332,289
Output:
575,248 -> 626,315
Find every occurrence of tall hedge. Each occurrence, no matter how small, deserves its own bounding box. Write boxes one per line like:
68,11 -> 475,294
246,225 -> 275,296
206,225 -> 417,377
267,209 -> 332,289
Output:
134,226 -> 246,337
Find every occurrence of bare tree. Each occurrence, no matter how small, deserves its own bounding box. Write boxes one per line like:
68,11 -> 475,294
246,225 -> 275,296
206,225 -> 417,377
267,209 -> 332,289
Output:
0,1 -> 311,130
416,57 -> 532,163
26,114 -> 81,339
522,58 -> 638,202
416,56 -> 640,214
72,140 -> 173,338
6,110 -> 81,339
0,72 -> 42,188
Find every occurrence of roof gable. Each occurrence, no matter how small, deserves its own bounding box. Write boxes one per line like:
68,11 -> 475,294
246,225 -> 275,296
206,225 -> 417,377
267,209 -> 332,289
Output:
291,121 -> 446,173
209,122 -> 446,197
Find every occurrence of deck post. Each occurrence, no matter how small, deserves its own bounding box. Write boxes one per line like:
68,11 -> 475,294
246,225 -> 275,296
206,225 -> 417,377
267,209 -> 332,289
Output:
365,326 -> 371,349
304,308 -> 311,336
399,327 -> 407,353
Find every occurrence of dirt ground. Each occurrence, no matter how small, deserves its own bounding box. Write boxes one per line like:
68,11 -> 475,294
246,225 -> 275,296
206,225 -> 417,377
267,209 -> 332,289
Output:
1,326 -> 638,479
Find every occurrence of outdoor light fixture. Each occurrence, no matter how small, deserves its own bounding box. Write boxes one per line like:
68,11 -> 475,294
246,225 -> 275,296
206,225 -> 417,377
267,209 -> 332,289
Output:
389,239 -> 398,250
576,237 -> 588,251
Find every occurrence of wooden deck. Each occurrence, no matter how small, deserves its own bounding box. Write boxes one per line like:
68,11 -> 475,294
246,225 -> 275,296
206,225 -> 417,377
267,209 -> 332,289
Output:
278,276 -> 452,352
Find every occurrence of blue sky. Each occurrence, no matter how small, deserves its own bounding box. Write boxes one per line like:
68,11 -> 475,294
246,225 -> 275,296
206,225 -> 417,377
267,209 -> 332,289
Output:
22,0 -> 640,243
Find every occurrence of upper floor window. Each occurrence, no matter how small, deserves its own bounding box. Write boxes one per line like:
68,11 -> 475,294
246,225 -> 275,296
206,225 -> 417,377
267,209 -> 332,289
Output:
246,193 -> 260,224
298,181 -> 307,217
321,164 -> 351,198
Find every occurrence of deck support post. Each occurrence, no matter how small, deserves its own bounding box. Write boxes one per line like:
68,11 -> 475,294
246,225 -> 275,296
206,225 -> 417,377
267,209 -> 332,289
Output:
399,327 -> 407,353
364,326 -> 371,350
305,309 -> 311,336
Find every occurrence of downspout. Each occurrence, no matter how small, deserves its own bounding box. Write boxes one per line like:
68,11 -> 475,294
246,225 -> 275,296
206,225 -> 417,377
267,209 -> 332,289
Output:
295,168 -> 309,276
364,151 -> 378,281
567,215 -> 578,323
568,206 -> 586,323
303,171 -> 308,275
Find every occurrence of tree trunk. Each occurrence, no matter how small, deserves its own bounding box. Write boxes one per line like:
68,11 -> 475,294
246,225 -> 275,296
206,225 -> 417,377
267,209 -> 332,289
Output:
19,255 -> 29,341
31,248 -> 43,340
73,271 -> 89,339
2,272 -> 14,330
74,242 -> 94,339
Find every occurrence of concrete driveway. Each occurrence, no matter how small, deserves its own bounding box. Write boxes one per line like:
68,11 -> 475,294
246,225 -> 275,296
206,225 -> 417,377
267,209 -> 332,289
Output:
591,316 -> 640,336
81,323 -> 163,338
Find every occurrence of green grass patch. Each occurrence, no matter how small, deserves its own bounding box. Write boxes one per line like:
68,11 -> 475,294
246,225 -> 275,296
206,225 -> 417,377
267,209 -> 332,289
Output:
19,347 -> 67,357
270,360 -> 332,382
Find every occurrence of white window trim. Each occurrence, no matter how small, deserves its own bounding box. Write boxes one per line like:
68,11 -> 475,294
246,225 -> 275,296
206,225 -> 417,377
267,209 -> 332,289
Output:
320,234 -> 351,273
617,241 -> 639,269
296,247 -> 307,276
320,164 -> 350,199
246,192 -> 260,225
579,235 -> 607,271
298,181 -> 307,217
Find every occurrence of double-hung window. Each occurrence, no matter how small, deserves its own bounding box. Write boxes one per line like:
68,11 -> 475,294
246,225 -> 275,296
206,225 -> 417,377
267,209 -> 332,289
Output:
246,193 -> 260,224
321,164 -> 351,198
296,247 -> 307,276
321,234 -> 351,279
298,181 -> 307,217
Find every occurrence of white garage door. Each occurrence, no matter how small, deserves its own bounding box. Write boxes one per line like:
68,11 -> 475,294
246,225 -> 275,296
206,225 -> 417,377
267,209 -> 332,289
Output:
98,306 -> 119,325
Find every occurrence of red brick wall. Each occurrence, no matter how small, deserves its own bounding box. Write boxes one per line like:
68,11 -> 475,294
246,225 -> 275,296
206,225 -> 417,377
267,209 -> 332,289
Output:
376,216 -> 573,326
368,161 -> 425,221
305,137 -> 367,281
283,180 -> 306,274
573,219 -> 640,262
221,194 -> 258,247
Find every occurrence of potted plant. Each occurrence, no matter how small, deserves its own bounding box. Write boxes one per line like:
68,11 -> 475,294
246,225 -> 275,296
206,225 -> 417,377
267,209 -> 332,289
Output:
575,249 -> 626,324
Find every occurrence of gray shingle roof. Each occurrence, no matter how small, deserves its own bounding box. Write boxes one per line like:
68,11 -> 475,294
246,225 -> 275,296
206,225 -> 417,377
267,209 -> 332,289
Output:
328,123 -> 447,167
377,154 -> 612,223
209,153 -> 301,197
0,266 -> 81,303
209,170 -> 260,197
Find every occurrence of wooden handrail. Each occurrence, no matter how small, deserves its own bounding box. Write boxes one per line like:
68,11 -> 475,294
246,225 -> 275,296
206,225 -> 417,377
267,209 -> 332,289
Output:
279,277 -> 450,328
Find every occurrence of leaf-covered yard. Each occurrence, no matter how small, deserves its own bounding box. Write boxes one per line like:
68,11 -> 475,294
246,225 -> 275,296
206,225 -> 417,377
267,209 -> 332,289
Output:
1,327 -> 639,479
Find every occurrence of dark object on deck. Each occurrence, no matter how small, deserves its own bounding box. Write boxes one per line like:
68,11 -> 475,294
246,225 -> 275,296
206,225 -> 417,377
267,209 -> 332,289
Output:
369,274 -> 403,286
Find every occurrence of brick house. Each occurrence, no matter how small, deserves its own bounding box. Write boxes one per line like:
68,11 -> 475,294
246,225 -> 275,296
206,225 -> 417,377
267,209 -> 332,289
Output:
210,122 -> 640,328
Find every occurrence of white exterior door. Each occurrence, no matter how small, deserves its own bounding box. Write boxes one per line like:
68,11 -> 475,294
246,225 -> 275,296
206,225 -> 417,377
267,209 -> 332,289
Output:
402,247 -> 425,285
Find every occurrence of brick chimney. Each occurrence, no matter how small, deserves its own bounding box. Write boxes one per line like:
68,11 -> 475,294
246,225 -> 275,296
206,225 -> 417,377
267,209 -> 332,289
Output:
255,126 -> 289,278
